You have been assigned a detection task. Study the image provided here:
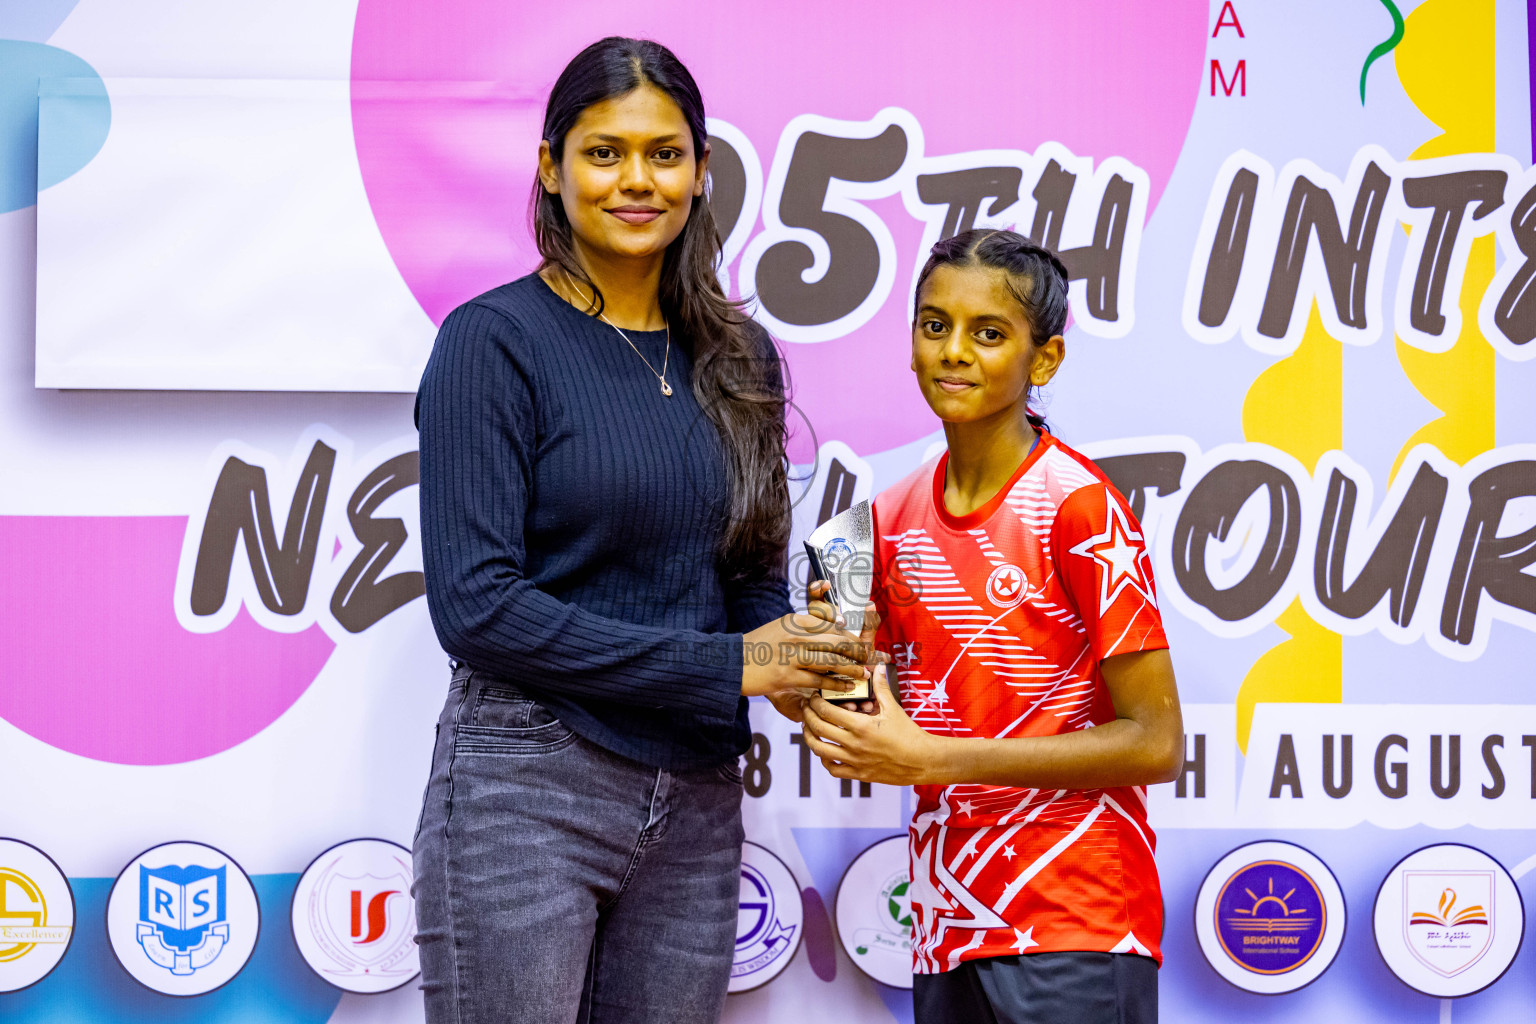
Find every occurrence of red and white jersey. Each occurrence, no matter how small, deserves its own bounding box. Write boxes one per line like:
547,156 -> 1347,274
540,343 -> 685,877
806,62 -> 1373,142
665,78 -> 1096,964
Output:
872,432 -> 1169,973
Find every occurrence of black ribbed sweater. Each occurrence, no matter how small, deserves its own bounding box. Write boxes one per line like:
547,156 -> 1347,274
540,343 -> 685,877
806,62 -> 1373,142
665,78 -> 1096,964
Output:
415,273 -> 790,770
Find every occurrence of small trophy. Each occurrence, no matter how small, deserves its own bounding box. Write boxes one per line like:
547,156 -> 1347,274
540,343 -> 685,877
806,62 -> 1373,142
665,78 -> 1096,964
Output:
804,499 -> 876,704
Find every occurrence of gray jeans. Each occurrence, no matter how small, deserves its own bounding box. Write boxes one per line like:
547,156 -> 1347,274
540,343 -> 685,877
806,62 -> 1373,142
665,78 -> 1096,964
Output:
413,665 -> 745,1024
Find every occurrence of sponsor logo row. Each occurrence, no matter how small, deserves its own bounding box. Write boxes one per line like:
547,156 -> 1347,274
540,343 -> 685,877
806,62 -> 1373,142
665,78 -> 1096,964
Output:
4,834 -> 1517,999
0,834 -> 888,998
739,836 -> 920,993
1195,841 -> 1525,998
751,836 -> 1533,998
0,837 -> 417,996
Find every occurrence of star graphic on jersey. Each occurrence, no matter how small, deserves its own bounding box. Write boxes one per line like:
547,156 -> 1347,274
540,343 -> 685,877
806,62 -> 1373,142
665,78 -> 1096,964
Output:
993,567 -> 1020,597
1012,927 -> 1038,953
1002,844 -> 1016,861
910,803 -> 1010,959
957,800 -> 976,817
908,862 -> 956,924
913,677 -> 949,717
984,562 -> 1029,608
1067,494 -> 1154,616
907,826 -> 958,927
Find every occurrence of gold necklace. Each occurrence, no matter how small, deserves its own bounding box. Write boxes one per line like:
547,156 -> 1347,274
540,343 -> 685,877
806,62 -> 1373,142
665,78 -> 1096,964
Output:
556,271 -> 673,397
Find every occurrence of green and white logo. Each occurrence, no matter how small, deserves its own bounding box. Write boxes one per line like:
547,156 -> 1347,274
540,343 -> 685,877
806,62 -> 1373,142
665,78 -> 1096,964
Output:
835,836 -> 912,989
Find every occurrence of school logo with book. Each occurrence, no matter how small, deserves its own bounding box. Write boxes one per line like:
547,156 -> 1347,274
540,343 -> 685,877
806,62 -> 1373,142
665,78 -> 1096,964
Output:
106,841 -> 259,996
138,864 -> 229,974
1195,842 -> 1345,995
0,839 -> 75,993
835,836 -> 913,990
291,838 -> 419,993
1403,872 -> 1493,978
729,842 -> 803,993
1373,844 -> 1524,998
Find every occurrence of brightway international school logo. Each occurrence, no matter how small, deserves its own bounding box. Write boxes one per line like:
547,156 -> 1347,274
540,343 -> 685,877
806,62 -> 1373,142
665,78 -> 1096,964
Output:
1216,863 -> 1325,973
1373,844 -> 1525,999
106,842 -> 259,996
291,838 -> 419,994
1195,842 -> 1345,995
729,842 -> 803,993
0,839 -> 75,993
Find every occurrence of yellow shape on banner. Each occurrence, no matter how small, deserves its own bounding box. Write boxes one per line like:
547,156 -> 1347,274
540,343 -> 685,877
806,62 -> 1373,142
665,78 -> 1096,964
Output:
1228,0 -> 1498,753
1396,0 -> 1495,158
1234,304 -> 1343,752
1390,0 -> 1497,477
1392,239 -> 1497,475
1234,601 -> 1343,754
1240,304 -> 1342,472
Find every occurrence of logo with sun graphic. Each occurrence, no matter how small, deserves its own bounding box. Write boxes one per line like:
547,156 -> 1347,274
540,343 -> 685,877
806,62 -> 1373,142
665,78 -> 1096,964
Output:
1214,860 -> 1328,976
1198,843 -> 1347,994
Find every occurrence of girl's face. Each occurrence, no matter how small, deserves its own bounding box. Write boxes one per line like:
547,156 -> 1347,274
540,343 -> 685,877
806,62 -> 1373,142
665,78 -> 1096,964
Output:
538,84 -> 708,267
911,263 -> 1064,427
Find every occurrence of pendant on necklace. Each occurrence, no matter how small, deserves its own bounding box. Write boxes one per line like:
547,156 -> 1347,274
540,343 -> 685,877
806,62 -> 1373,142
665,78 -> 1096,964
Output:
660,380 -> 673,397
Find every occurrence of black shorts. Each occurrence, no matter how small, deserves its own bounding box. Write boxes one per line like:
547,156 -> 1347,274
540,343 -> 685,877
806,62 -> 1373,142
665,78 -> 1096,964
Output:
912,952 -> 1158,1024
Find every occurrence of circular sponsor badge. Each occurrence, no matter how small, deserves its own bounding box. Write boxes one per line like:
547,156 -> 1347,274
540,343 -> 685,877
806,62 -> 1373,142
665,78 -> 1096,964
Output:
1373,843 -> 1524,998
985,564 -> 1027,608
1194,841 -> 1345,994
730,841 -> 803,993
291,838 -> 420,994
0,838 -> 75,992
834,836 -> 912,990
106,841 -> 259,996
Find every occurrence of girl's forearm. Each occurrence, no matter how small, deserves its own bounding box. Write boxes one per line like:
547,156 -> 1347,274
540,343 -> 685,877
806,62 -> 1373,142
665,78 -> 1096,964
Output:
922,718 -> 1183,790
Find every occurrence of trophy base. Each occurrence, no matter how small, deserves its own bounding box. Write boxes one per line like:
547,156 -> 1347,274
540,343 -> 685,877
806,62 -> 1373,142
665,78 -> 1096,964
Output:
820,677 -> 871,703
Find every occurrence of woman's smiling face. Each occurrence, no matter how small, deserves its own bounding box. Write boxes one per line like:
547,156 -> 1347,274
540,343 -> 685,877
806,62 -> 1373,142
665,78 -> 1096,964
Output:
538,83 -> 708,266
911,263 -> 1063,426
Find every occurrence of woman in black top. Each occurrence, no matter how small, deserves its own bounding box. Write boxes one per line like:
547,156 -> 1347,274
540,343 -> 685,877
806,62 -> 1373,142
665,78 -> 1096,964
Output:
412,37 -> 868,1024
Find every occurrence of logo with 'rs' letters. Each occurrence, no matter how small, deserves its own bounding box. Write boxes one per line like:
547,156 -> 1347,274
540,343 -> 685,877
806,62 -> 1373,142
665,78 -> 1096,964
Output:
137,863 -> 228,975
107,841 -> 259,996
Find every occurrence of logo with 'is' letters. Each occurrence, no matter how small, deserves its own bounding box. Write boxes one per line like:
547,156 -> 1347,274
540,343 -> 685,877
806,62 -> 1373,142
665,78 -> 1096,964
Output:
291,839 -> 419,994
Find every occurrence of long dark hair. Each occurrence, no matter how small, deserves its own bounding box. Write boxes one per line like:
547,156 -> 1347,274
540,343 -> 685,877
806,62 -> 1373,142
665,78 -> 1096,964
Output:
531,37 -> 788,577
914,229 -> 1069,432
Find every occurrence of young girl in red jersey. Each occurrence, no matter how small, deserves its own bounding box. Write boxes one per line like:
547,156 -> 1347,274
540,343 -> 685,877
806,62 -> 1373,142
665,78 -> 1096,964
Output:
802,229 -> 1183,1024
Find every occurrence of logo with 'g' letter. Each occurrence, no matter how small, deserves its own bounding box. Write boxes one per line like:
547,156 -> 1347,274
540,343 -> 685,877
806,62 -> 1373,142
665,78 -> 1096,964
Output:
730,842 -> 803,993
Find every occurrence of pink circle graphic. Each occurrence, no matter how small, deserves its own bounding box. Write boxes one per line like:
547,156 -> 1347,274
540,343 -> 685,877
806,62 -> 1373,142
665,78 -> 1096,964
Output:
351,2 -> 1206,458
0,516 -> 334,765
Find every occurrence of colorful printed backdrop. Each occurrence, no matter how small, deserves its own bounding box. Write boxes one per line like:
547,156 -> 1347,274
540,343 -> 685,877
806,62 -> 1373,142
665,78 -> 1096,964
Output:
3,0 -> 1536,1021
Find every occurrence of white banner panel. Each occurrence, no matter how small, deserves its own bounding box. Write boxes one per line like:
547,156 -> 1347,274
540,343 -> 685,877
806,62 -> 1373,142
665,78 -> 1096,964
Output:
35,78 -> 432,390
